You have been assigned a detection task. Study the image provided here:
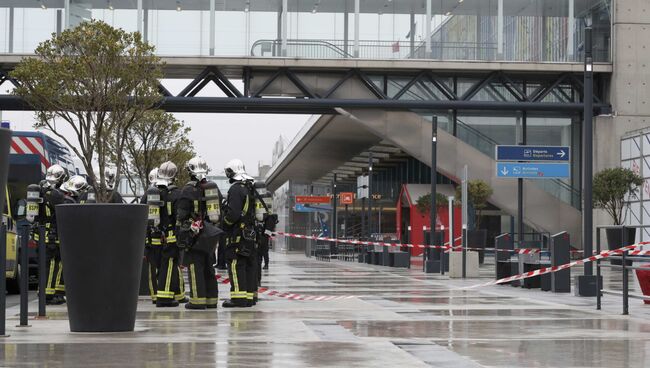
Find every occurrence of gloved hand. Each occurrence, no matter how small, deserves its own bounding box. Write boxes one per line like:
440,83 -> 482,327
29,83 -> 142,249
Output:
190,220 -> 203,235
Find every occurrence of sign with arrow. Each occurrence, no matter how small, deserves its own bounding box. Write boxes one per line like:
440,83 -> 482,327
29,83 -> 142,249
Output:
496,163 -> 571,179
496,145 -> 570,162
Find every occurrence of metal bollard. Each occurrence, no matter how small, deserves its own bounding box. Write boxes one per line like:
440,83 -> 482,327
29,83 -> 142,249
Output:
0,223 -> 7,336
37,225 -> 46,318
622,227 -> 629,316
462,227 -> 467,278
18,224 -> 30,327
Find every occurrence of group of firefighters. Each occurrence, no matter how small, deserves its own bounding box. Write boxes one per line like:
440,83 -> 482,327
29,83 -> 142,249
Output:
29,156 -> 275,309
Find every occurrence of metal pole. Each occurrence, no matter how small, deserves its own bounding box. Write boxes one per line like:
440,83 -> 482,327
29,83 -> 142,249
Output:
596,228 -> 601,310
64,0 -> 70,30
209,0 -> 216,56
518,115 -> 525,246
38,225 -> 46,317
281,0 -> 288,56
344,204 -> 348,237
425,0 -> 431,56
332,174 -> 338,240
344,4 -> 349,56
583,26 -> 594,276
567,0 -> 575,61
143,7 -> 149,42
18,225 -> 29,327
622,227 -> 629,315
0,223 -> 7,336
497,0 -> 504,59
361,197 -> 366,239
353,0 -> 360,57
445,195 -> 453,276
8,7 -> 14,53
409,11 -> 415,58
368,153 -> 373,238
431,117 -> 438,267
137,0 -> 143,34
462,165 -> 468,278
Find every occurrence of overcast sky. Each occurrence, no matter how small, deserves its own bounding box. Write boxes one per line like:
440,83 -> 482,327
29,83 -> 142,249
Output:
0,80 -> 309,177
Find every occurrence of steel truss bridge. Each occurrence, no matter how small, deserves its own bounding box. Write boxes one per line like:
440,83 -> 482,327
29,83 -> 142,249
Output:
0,57 -> 611,115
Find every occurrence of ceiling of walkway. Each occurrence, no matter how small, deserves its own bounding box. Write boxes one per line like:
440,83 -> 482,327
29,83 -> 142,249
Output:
7,0 -> 602,17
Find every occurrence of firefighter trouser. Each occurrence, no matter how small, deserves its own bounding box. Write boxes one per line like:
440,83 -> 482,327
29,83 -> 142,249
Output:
46,243 -> 64,297
216,236 -> 226,268
226,242 -> 256,303
145,245 -> 161,301
184,249 -> 218,306
156,243 -> 185,302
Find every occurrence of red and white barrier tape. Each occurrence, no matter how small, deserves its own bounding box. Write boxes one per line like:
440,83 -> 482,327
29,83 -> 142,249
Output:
274,231 -> 552,255
215,274 -> 356,301
463,242 -> 650,289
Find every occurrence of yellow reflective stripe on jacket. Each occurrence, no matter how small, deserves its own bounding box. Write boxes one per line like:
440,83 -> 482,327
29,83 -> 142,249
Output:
167,202 -> 173,214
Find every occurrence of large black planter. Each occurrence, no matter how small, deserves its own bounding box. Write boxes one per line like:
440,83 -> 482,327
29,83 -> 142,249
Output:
467,229 -> 487,264
0,128 -> 10,214
57,204 -> 147,332
606,227 -> 636,266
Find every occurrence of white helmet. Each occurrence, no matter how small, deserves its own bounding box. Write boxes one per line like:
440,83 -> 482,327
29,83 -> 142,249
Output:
104,167 -> 117,191
148,168 -> 159,186
225,158 -> 253,182
186,157 -> 209,181
157,161 -> 177,186
46,164 -> 68,187
62,175 -> 88,196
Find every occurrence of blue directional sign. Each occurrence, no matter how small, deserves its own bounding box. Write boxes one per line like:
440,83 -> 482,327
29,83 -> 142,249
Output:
496,163 -> 571,179
496,145 -> 570,162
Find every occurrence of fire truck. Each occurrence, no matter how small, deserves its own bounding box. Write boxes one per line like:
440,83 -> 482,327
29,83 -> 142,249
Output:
3,127 -> 75,293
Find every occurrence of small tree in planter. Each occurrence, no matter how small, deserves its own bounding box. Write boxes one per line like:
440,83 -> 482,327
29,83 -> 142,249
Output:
11,20 -> 163,332
593,167 -> 643,251
12,20 -> 163,203
415,192 -> 449,216
455,180 -> 493,263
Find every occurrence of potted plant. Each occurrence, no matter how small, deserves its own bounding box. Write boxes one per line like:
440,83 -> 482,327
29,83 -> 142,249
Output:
593,168 -> 643,252
12,21 -> 163,332
455,180 -> 493,264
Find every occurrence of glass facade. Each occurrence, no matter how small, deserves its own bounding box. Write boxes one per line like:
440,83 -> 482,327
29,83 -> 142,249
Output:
2,0 -> 611,62
621,131 -> 650,244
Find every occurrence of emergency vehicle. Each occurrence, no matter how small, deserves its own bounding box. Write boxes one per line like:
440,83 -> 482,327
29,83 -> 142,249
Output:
4,128 -> 75,293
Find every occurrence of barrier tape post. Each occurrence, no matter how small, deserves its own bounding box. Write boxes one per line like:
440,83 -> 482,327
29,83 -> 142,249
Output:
622,228 -> 629,315
596,229 -> 602,310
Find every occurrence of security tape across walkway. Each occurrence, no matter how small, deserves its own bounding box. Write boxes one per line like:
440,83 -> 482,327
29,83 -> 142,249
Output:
218,232 -> 650,302
274,231 -> 570,255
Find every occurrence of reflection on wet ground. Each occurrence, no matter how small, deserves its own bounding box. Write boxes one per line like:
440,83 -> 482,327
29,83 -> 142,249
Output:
2,253 -> 649,367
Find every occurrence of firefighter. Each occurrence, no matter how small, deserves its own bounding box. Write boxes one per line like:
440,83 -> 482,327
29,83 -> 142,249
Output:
41,165 -> 68,305
222,159 -> 257,308
80,167 -> 123,203
176,157 -> 222,310
143,168 -> 161,304
154,161 -> 187,307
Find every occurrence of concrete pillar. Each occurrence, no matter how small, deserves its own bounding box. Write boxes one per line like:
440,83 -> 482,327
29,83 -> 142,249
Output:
354,0 -> 360,57
594,0 -> 650,230
209,0 -> 215,55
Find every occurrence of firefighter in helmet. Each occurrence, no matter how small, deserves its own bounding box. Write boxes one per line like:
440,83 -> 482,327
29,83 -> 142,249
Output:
143,168 -> 161,304
222,159 -> 257,308
41,165 -> 68,305
175,157 -> 222,309
153,161 -> 187,307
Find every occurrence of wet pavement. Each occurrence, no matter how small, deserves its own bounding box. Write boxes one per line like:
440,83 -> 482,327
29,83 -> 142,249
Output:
1,252 -> 649,367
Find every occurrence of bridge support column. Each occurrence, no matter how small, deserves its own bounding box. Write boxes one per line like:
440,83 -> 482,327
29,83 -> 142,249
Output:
497,0 -> 503,60
354,0 -> 359,58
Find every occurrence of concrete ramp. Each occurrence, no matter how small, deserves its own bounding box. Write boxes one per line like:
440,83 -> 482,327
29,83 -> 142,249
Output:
337,108 -> 582,247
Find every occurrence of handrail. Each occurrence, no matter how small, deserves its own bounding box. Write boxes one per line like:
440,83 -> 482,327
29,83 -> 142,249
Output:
251,39 -> 352,58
